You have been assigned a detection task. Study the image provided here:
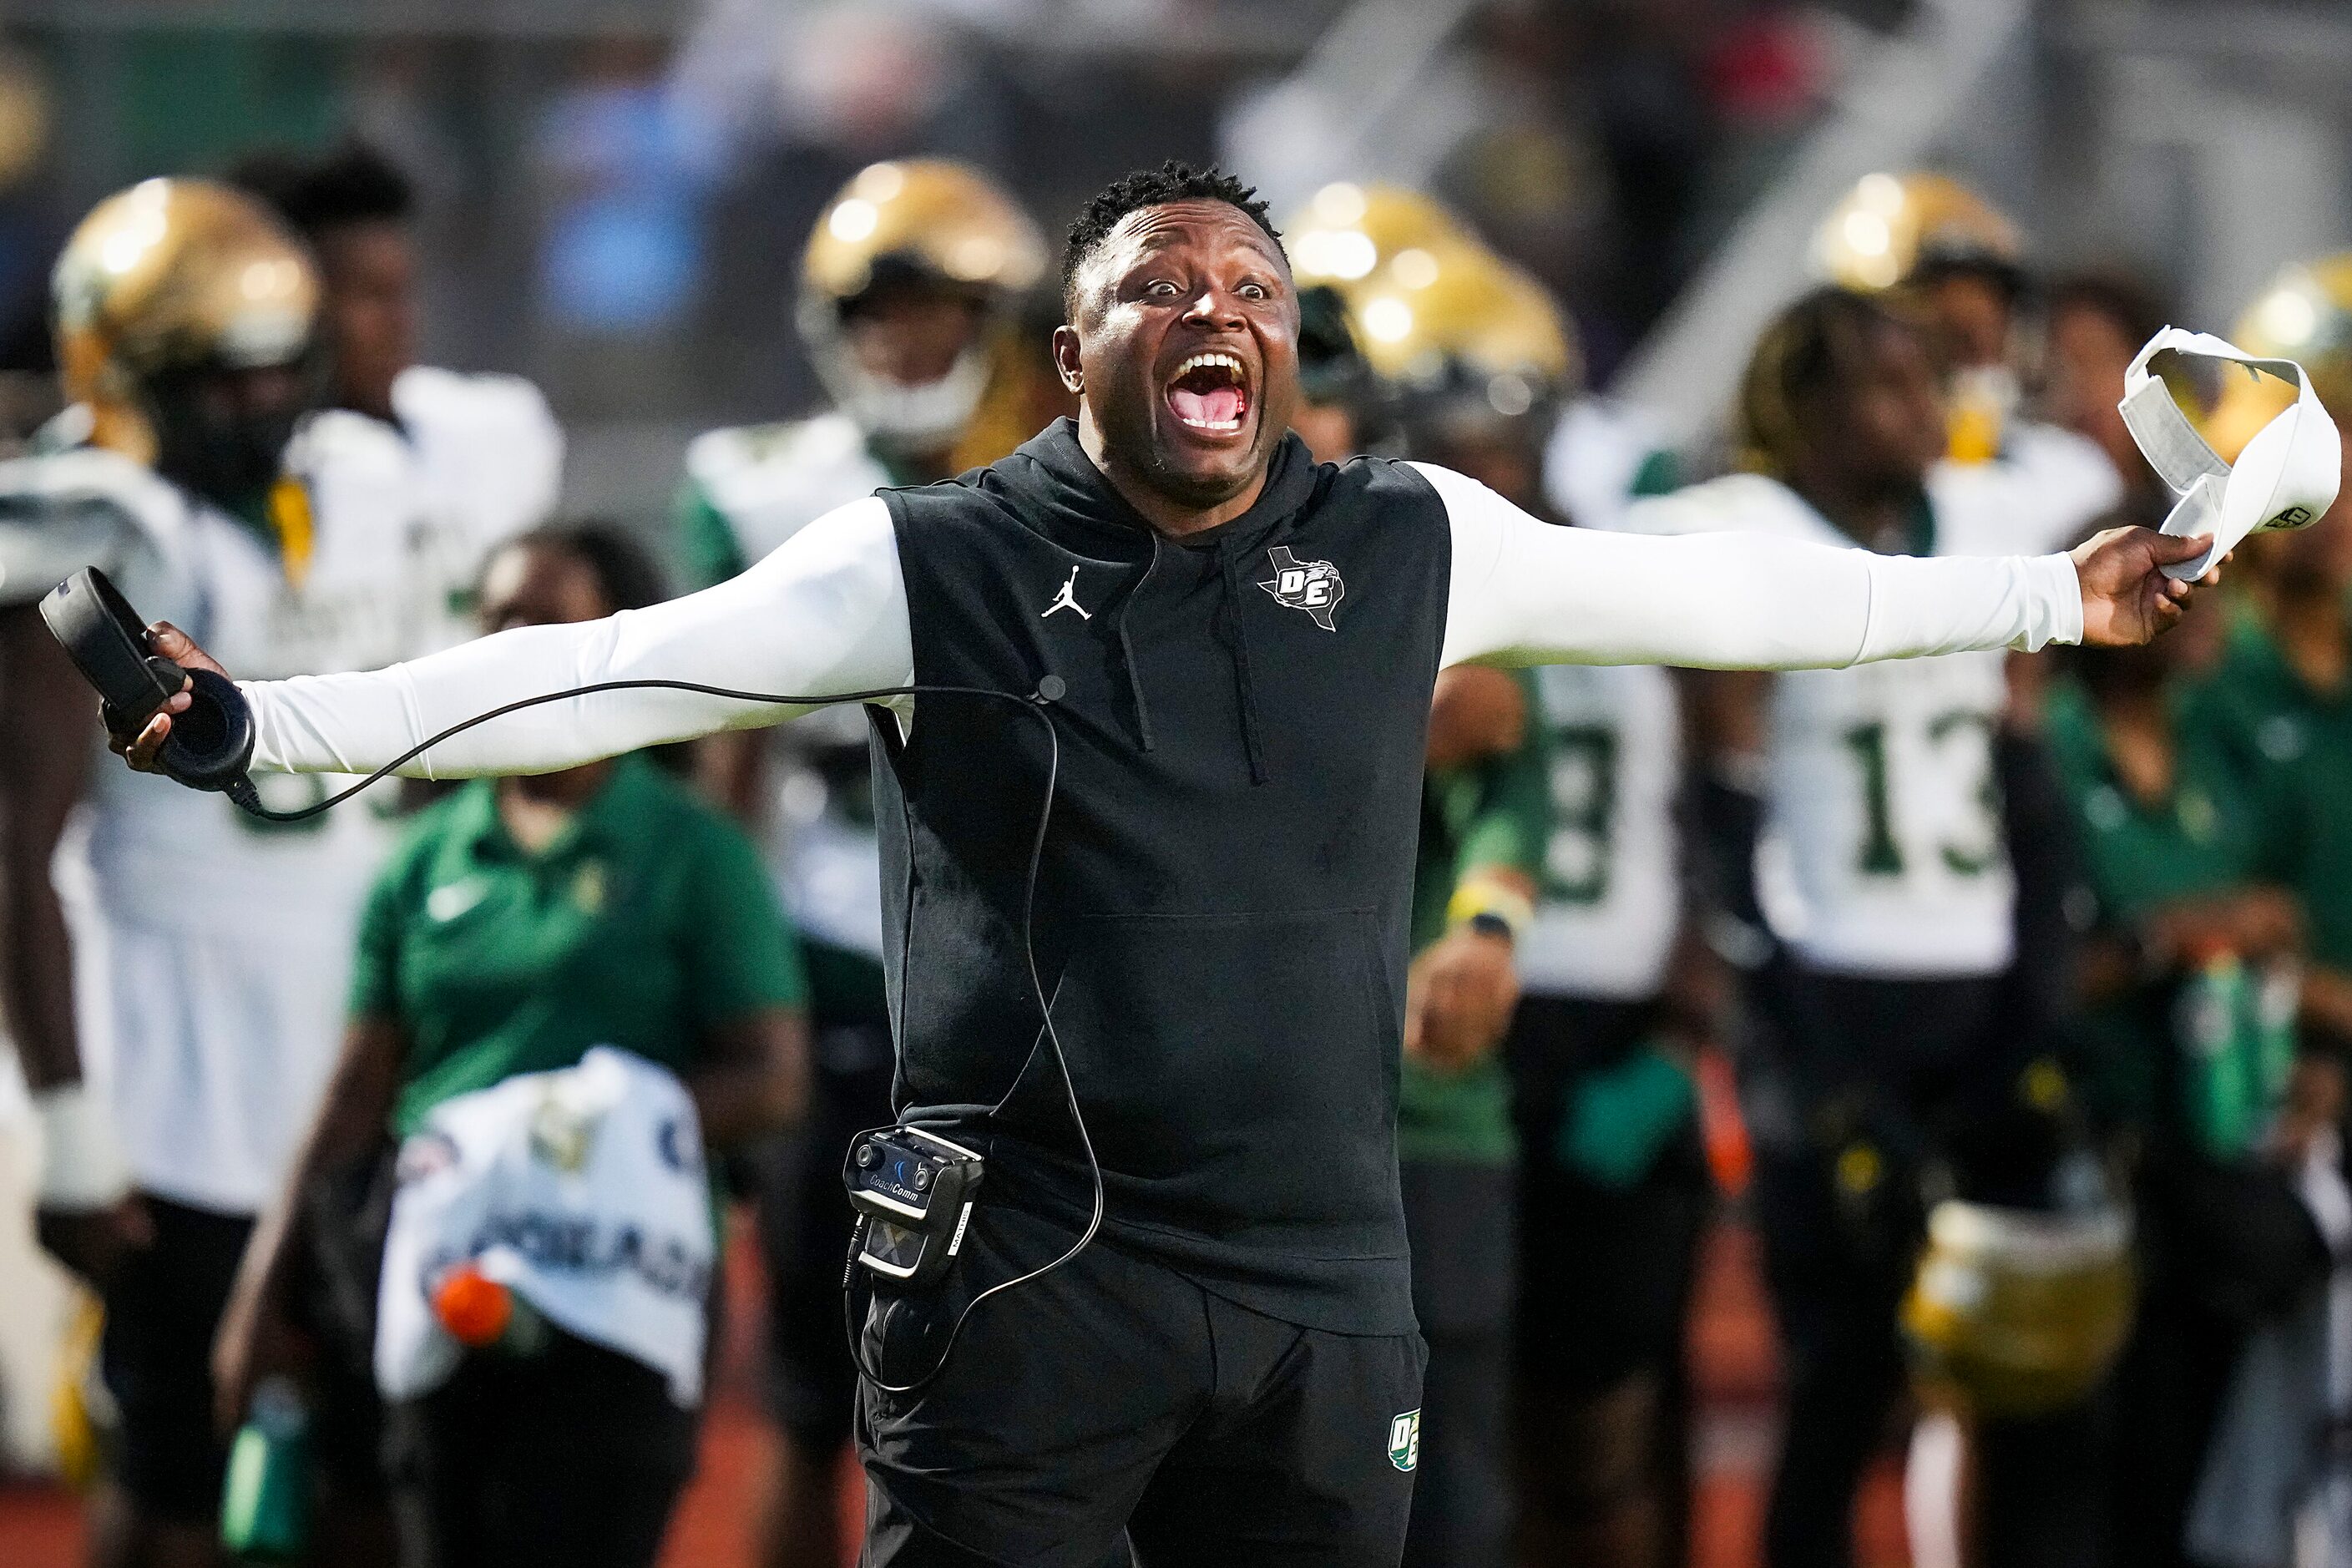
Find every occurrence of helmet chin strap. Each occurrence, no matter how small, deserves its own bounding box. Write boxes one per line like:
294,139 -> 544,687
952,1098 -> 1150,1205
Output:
2119,326 -> 2343,580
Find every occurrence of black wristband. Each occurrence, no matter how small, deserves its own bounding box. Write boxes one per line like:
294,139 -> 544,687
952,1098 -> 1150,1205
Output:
1466,911 -> 1516,943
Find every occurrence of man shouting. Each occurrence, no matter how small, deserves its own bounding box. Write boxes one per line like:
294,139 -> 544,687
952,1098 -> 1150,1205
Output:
117,164 -> 2217,1568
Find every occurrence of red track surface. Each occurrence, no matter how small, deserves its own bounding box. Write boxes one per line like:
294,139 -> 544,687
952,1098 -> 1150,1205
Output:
0,1219 -> 1913,1568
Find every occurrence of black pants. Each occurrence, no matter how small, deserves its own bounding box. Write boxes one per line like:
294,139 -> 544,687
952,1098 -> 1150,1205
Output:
1399,1160 -> 1515,1568
758,1020 -> 898,1449
1507,994 -> 1709,1566
857,1199 -> 1425,1567
1752,969 -> 2102,1568
385,1329 -> 699,1568
99,1192 -> 255,1524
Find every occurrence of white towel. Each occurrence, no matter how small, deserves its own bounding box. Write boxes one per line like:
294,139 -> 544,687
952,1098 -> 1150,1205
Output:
374,1047 -> 716,1407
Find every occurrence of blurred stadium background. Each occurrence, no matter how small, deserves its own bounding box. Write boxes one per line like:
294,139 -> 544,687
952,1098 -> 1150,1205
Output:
2,1 -> 2349,1565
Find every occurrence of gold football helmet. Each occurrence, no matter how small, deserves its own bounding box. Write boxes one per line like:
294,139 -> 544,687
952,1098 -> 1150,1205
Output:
1900,1198 -> 2136,1419
53,178 -> 317,467
2205,255 -> 2352,462
1286,185 -> 1576,413
1817,172 -> 2023,294
1348,241 -> 1577,422
1285,182 -> 1478,291
798,159 -> 1047,457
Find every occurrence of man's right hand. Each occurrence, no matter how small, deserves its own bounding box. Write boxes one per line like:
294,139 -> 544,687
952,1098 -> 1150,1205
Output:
109,620 -> 231,773
36,1195 -> 153,1292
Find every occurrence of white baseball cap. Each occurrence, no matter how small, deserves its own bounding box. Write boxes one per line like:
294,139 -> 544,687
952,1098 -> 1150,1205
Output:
2119,326 -> 2341,580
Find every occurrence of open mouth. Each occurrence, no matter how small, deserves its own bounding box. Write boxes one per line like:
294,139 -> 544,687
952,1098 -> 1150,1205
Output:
1164,350 -> 1252,436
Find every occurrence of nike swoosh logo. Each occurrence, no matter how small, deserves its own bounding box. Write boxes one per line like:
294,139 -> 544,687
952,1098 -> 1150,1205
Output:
426,879 -> 489,923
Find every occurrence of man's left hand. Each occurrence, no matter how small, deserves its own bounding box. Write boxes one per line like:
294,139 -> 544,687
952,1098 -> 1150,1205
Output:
2072,527 -> 2221,645
1405,927 -> 1520,1073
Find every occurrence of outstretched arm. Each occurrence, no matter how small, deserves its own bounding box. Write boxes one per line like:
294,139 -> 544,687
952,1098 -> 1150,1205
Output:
131,497 -> 912,779
1421,464 -> 2208,670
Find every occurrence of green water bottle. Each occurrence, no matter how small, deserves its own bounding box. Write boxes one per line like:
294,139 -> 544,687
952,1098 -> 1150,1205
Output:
2175,948 -> 2298,1161
220,1376 -> 310,1561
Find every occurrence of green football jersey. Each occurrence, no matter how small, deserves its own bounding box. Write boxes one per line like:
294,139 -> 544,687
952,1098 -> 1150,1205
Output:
1399,675 -> 1550,1167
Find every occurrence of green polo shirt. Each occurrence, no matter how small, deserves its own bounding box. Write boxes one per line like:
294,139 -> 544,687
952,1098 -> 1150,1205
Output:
2202,613 -> 2352,969
2045,676 -> 2286,1136
351,754 -> 808,1136
1399,681 -> 1550,1167
2046,679 -> 2274,928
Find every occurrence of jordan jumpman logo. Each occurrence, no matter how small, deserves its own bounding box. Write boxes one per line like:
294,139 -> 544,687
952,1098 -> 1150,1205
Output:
1041,566 -> 1092,620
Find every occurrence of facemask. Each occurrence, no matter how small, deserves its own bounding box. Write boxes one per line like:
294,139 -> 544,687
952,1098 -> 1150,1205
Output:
145,363 -> 312,524
816,341 -> 994,460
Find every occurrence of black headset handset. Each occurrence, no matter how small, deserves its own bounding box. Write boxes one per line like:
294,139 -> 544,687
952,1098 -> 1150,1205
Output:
40,567 -> 259,799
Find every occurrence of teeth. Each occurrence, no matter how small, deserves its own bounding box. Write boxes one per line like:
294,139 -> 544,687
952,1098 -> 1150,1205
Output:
1171,350 -> 1247,430
1175,351 -> 1245,381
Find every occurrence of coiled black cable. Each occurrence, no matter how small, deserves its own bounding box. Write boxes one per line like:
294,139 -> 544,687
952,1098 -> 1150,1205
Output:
219,672 -> 1096,1395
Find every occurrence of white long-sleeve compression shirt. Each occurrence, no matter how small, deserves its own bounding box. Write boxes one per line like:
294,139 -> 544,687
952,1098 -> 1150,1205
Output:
244,464 -> 2082,779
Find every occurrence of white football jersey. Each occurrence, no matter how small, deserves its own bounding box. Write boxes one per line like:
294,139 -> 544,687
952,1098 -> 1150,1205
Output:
391,364 -> 564,655
1516,661 -> 1683,999
1946,418 -> 2124,552
684,412 -> 893,960
2,421 -> 433,1211
1544,395 -> 1677,534
1621,465 -> 2098,978
685,412 -> 893,569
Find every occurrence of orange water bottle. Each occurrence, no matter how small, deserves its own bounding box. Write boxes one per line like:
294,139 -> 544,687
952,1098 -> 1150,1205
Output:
432,1263 -> 550,1355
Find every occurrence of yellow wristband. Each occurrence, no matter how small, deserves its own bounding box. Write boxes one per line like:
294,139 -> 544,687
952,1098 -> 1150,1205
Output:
1446,878 -> 1534,942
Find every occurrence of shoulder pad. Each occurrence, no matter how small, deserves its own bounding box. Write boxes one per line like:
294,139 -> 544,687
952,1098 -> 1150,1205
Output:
687,415 -> 861,483
392,365 -> 556,434
0,476 -> 143,606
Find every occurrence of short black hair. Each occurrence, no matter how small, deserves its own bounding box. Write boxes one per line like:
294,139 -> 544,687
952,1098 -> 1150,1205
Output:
2046,268 -> 2170,352
1736,285 -> 1918,476
229,139 -> 414,241
1060,161 -> 1282,313
496,522 -> 670,615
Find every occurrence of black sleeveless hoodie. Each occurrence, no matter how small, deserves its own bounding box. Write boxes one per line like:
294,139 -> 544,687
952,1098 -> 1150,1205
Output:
873,418 -> 1454,1333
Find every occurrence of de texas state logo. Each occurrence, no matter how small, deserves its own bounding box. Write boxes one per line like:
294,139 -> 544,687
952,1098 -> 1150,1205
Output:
1257,546 -> 1345,631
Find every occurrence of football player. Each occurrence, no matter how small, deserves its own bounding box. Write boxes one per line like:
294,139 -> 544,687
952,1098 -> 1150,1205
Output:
231,140 -> 564,655
1623,285 -> 2116,1568
670,158 -> 1050,1568
0,181 -> 423,1568
1818,171 -> 2118,521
